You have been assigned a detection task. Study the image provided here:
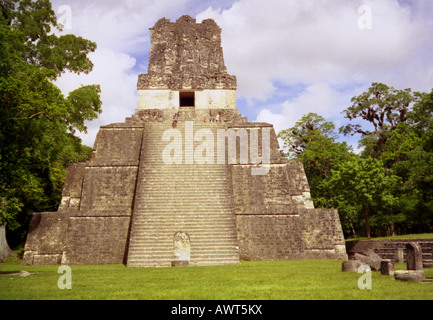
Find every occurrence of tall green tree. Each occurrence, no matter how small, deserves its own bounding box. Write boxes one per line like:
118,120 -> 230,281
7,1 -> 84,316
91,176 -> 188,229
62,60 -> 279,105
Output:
328,157 -> 400,239
340,82 -> 421,159
0,0 -> 101,248
278,113 -> 339,159
393,89 -> 433,234
338,83 -> 433,236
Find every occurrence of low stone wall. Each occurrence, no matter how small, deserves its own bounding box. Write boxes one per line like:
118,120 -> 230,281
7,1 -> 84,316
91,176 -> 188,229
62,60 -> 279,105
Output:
346,239 -> 433,267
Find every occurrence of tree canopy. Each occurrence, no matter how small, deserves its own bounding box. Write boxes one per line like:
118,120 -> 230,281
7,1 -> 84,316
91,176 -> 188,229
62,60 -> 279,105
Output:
0,0 -> 101,246
279,83 -> 433,238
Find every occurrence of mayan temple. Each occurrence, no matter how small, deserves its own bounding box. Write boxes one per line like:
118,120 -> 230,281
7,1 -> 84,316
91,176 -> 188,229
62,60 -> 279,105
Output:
22,15 -> 347,267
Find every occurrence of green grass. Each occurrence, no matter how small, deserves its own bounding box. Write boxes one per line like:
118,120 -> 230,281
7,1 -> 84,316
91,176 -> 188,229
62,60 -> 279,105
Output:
1,258 -> 432,300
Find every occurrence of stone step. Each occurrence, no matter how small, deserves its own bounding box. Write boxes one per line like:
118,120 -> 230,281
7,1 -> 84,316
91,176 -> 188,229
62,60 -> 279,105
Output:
130,219 -> 236,226
130,228 -> 236,233
129,238 -> 238,248
132,212 -> 235,218
128,250 -> 240,259
132,206 -> 234,212
131,210 -> 234,216
135,190 -> 231,196
133,201 -> 233,207
129,231 -> 237,237
132,208 -> 234,214
128,246 -> 239,254
128,255 -> 240,264
127,258 -> 240,268
129,232 -> 237,239
137,188 -> 231,193
126,121 -> 240,267
128,245 -> 239,253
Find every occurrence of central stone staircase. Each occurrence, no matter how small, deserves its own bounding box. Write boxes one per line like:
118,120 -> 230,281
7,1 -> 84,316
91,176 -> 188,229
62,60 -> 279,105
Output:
126,118 -> 240,267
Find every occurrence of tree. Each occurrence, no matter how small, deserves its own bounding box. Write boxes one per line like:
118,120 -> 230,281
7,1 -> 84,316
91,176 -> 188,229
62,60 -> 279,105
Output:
340,82 -> 421,159
393,90 -> 433,234
0,0 -> 101,248
328,157 -> 400,239
0,225 -> 15,262
278,113 -> 338,159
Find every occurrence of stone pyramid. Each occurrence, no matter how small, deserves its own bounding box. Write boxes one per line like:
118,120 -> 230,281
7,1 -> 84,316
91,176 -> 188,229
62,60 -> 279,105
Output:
22,15 -> 347,267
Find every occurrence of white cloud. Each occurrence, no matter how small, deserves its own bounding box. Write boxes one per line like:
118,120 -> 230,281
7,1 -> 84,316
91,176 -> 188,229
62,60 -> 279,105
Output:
195,0 -> 433,157
51,0 -> 195,146
256,82 -> 348,134
196,0 -> 433,101
48,0 -> 433,148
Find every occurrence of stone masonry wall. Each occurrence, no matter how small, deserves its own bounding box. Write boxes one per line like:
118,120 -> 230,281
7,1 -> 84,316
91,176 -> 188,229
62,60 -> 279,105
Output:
231,163 -> 314,214
58,163 -> 85,211
231,140 -> 346,260
138,15 -> 236,90
91,126 -> 144,165
24,125 -> 145,265
22,212 -> 70,265
236,214 -> 306,260
59,125 -> 144,264
61,216 -> 131,265
78,166 -> 138,216
299,209 -> 347,259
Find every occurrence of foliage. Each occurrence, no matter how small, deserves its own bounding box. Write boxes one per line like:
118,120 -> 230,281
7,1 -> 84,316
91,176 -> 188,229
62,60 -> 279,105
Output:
340,82 -> 422,159
278,113 -> 339,159
278,84 -> 433,238
328,157 -> 400,239
0,0 -> 100,245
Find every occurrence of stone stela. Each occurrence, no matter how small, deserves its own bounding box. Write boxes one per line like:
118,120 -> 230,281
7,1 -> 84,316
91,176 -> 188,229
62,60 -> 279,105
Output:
22,15 -> 347,267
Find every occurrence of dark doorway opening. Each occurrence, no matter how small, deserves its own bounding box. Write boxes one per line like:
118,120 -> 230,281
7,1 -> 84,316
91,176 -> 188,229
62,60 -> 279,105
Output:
179,91 -> 195,107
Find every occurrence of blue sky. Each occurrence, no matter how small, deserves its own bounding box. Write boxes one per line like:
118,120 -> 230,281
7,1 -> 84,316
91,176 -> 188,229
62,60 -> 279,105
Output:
52,0 -> 433,151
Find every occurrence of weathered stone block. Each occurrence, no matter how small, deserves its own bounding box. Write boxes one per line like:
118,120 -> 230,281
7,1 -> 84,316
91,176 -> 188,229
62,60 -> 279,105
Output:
354,249 -> 382,271
342,260 -> 363,272
171,260 -> 189,267
394,270 -> 425,283
380,259 -> 394,276
58,163 -> 86,211
396,247 -> 404,263
406,242 -> 423,271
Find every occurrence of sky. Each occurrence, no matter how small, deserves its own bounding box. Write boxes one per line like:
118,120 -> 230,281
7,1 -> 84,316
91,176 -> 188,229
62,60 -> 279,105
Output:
51,0 -> 433,150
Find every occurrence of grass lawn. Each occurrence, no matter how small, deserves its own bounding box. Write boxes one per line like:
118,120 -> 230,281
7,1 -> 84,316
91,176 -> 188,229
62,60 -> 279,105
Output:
1,258 -> 432,300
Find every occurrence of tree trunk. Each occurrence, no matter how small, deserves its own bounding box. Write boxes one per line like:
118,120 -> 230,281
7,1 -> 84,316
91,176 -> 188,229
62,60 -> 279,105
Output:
363,206 -> 371,239
0,225 -> 14,263
390,222 -> 395,237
